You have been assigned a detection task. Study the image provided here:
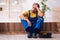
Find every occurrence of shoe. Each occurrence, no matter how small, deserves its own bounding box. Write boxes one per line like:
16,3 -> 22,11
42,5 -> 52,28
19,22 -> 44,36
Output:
32,28 -> 40,38
33,32 -> 37,38
27,32 -> 32,38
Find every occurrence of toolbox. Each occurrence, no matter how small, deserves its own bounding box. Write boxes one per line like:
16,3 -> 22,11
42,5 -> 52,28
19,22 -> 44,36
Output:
39,32 -> 52,38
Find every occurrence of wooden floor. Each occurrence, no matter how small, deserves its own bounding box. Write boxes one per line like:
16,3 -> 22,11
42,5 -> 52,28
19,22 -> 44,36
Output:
0,34 -> 60,40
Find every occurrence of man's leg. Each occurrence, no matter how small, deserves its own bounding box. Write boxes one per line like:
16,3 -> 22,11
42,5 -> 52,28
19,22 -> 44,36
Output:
33,17 -> 44,38
21,20 -> 28,30
35,17 -> 44,31
21,20 -> 32,38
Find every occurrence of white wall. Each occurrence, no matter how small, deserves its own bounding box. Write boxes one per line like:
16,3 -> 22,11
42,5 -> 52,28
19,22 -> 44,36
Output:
0,0 -> 60,23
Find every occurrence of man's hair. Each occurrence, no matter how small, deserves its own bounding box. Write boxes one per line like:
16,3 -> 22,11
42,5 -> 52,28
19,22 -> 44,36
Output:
33,3 -> 40,8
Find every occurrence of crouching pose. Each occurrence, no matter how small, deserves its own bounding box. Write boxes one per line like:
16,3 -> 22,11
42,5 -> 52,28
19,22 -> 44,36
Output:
19,3 -> 44,38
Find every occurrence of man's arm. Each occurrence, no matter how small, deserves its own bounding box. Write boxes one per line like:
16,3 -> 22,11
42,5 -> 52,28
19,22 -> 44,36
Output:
37,8 -> 44,17
19,14 -> 31,26
35,6 -> 44,17
19,14 -> 28,21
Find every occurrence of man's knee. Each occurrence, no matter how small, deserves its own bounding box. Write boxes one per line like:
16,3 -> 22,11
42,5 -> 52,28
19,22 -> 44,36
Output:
37,17 -> 44,22
21,20 -> 28,29
21,20 -> 27,22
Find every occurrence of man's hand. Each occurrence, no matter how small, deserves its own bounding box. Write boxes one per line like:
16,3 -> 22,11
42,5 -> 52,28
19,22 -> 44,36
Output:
27,20 -> 31,27
34,5 -> 44,17
35,5 -> 39,10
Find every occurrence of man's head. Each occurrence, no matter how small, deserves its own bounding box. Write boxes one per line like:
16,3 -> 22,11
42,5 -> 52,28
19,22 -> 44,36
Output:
32,3 -> 40,12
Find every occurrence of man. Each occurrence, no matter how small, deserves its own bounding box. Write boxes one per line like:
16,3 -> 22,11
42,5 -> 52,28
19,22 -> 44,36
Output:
19,3 -> 44,38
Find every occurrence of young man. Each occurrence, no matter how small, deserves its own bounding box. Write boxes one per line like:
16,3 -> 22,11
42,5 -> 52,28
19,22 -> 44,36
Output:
19,3 -> 44,38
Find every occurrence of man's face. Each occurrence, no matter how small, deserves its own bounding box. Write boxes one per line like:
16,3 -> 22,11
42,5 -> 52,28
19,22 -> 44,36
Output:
32,4 -> 37,12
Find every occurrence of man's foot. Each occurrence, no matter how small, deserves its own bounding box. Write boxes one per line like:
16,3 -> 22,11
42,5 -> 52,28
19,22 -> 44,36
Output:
33,32 -> 37,38
27,32 -> 32,38
33,28 -> 40,38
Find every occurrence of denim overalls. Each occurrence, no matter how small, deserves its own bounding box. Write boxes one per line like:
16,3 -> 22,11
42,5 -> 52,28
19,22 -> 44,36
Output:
21,10 -> 44,33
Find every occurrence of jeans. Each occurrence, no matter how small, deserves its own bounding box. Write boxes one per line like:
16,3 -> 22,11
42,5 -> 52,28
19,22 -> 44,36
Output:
21,17 -> 44,33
